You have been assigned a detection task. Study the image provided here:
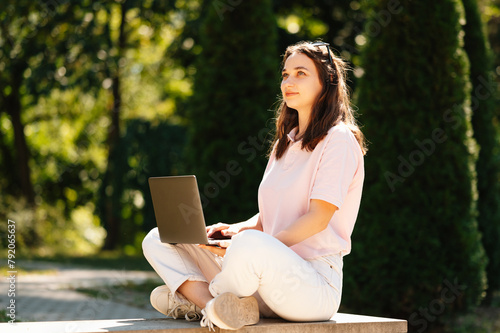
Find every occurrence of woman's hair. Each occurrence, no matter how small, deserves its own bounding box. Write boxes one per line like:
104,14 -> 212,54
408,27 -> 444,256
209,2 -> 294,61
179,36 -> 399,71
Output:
271,41 -> 367,159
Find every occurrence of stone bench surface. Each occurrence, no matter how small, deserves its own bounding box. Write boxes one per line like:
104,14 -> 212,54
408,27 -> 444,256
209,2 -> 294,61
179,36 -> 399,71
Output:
2,313 -> 407,333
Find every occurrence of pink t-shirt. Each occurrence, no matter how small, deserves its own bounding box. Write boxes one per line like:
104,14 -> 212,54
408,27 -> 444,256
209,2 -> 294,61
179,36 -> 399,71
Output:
258,122 -> 364,259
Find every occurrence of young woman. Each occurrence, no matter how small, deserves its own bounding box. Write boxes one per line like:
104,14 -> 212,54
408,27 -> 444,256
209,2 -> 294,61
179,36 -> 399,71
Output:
142,40 -> 366,330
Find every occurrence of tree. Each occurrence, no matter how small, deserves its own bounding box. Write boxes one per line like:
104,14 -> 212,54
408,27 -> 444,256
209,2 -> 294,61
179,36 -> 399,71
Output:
462,0 -> 500,304
81,0 -> 175,250
343,0 -> 487,326
0,0 -> 182,251
185,0 -> 278,224
0,1 -> 84,205
92,0 -> 138,250
0,0 -> 111,251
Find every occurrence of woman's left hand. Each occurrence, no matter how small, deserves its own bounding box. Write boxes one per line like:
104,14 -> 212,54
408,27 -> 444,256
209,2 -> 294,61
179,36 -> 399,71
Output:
198,240 -> 231,257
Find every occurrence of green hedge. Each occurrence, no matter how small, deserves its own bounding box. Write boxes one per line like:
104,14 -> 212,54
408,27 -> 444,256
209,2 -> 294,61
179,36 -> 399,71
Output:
343,0 -> 487,327
461,0 -> 500,304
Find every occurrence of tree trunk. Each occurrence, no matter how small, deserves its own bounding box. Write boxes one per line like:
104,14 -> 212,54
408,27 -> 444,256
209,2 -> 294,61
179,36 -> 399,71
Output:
102,3 -> 127,250
0,109 -> 16,194
6,67 -> 35,205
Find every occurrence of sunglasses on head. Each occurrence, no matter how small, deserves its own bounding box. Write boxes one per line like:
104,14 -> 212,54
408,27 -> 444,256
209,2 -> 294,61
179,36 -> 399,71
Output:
311,42 -> 333,66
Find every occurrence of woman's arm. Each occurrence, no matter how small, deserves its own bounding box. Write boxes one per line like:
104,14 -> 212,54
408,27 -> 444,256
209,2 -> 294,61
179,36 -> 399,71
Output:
273,199 -> 338,247
238,213 -> 263,232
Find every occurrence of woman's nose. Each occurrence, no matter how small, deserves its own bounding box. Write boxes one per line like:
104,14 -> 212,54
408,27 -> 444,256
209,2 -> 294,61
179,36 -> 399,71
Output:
282,77 -> 294,88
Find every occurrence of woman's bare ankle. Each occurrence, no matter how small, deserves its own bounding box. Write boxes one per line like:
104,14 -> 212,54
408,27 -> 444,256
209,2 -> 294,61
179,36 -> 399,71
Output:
178,280 -> 214,309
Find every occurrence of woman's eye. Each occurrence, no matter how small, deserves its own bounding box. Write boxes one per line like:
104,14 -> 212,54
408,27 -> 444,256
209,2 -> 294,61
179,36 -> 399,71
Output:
297,71 -> 306,76
282,73 -> 289,79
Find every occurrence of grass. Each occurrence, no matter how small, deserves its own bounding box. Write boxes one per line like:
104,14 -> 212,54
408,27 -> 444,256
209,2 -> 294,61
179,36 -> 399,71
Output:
0,309 -> 14,322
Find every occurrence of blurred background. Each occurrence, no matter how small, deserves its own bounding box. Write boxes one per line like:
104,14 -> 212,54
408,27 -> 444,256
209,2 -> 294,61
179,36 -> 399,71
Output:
1,0 -> 499,331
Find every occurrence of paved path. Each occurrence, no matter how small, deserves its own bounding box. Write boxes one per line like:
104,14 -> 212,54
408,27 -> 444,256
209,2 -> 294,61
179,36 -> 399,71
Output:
1,260 -> 165,322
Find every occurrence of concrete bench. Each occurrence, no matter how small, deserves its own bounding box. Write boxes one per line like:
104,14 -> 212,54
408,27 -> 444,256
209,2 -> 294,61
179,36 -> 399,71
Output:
1,313 -> 407,333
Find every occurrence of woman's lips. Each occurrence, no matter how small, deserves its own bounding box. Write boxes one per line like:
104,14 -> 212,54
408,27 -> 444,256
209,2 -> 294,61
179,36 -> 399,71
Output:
285,92 -> 298,97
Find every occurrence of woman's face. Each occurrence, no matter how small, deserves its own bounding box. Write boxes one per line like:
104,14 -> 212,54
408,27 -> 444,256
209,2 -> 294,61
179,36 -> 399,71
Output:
281,52 -> 323,114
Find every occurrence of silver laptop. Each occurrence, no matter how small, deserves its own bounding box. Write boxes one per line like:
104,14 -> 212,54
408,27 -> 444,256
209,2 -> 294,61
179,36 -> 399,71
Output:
148,175 -> 228,245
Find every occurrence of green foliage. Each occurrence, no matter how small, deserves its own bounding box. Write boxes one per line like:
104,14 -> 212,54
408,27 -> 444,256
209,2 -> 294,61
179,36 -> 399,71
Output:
484,1 -> 500,76
0,87 -> 108,256
27,89 -> 108,210
0,0 -> 193,252
0,0 -> 90,203
0,195 -> 105,256
461,0 -> 500,303
184,0 -> 278,224
0,309 -> 17,322
343,0 -> 487,324
77,0 -> 181,250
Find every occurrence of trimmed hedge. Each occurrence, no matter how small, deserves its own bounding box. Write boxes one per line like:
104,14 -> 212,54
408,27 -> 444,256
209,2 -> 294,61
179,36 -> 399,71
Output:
343,0 -> 487,327
461,0 -> 500,305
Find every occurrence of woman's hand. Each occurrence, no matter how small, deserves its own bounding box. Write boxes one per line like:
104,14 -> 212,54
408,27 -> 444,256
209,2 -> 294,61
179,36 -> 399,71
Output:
200,214 -> 261,257
206,222 -> 241,238
198,240 -> 231,257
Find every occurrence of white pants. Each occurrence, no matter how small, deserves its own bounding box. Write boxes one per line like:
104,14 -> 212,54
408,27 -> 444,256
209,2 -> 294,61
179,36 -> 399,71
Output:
142,228 -> 342,321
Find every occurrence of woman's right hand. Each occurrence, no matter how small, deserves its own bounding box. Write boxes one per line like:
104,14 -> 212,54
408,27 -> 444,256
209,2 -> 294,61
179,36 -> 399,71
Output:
206,222 -> 240,238
207,214 -> 261,238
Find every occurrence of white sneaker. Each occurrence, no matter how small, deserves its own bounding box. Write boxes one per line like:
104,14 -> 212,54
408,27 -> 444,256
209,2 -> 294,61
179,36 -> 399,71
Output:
200,293 -> 259,330
150,285 -> 202,321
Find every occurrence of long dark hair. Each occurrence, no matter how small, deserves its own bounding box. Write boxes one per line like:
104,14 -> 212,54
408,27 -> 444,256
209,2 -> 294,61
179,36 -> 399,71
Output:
271,41 -> 367,159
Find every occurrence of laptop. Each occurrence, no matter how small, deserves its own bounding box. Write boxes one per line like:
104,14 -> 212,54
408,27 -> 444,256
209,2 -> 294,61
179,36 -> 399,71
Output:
148,175 -> 229,245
